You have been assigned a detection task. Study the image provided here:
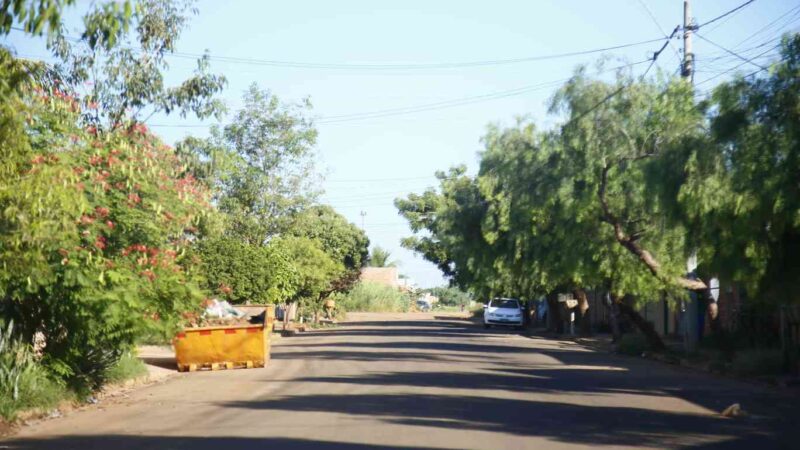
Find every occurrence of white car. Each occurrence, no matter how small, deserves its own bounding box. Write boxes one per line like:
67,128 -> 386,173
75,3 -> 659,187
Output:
483,298 -> 524,328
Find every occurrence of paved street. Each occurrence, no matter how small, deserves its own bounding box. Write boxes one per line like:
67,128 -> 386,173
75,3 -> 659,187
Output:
3,313 -> 798,449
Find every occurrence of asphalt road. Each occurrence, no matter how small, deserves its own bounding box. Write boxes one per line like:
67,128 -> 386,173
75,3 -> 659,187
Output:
3,313 -> 799,449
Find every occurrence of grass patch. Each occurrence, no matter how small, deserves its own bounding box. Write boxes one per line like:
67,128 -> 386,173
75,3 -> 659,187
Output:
333,282 -> 410,313
0,322 -> 68,422
104,352 -> 148,384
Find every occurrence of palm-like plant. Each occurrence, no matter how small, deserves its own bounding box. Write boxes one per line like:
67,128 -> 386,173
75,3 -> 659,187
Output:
368,246 -> 398,267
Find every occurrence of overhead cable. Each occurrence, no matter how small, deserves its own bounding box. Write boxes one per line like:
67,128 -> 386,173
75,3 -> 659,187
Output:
696,0 -> 757,29
696,33 -> 768,70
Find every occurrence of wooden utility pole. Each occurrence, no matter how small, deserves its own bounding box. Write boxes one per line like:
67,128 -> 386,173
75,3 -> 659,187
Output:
682,0 -> 694,82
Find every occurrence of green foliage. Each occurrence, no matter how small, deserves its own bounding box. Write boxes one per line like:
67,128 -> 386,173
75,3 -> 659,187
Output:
271,236 -> 342,311
179,83 -> 319,244
48,0 -> 225,128
397,37 -> 800,333
680,34 -> 800,303
396,166 -> 495,298
0,73 -> 209,391
394,68 -> 715,302
333,282 -> 410,313
368,246 -> 397,267
425,286 -> 471,306
0,321 -> 66,421
286,205 -> 369,294
1,0 -> 77,36
103,351 -> 147,384
194,236 -> 297,304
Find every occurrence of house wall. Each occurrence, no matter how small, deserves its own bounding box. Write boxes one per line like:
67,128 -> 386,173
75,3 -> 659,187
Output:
360,267 -> 400,288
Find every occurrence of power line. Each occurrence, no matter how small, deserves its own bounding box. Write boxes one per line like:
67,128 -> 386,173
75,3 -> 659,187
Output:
694,41 -> 782,86
561,32 -> 675,128
7,26 -> 668,71
149,60 -> 651,129
642,26 -> 680,78
696,0 -> 757,29
315,79 -> 570,124
636,0 -> 683,68
167,37 -> 668,71
729,4 -> 800,49
695,33 -> 768,70
326,175 -> 437,183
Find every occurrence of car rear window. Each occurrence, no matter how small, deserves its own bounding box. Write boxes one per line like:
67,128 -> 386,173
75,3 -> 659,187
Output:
491,299 -> 519,308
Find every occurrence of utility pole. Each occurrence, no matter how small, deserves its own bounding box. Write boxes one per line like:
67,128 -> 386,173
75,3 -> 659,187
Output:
682,0 -> 698,353
682,0 -> 694,83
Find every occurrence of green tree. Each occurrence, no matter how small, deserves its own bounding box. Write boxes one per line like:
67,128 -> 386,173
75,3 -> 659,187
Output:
47,0 -> 225,129
679,34 -> 800,304
179,83 -> 319,244
426,286 -> 471,307
194,237 -> 297,304
271,236 -> 342,316
286,205 -> 369,294
397,65 -> 709,348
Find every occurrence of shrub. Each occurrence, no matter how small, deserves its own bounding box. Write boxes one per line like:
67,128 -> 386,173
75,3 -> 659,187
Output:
1,89 -> 209,392
333,282 -> 410,313
104,352 -> 148,384
195,237 -> 298,304
0,322 -> 66,421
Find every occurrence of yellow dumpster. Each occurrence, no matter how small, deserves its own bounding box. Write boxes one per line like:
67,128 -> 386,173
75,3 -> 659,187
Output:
173,304 -> 275,372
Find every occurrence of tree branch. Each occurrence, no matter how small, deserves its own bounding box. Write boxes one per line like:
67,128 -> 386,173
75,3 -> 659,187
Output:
598,164 -> 707,292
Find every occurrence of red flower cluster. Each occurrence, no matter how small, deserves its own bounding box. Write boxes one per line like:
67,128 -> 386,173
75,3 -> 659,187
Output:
122,243 -> 148,256
219,283 -> 233,295
141,269 -> 156,281
31,155 -> 59,165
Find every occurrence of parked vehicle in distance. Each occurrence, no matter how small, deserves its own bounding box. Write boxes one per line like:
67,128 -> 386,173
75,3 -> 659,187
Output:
416,299 -> 432,312
483,297 -> 523,329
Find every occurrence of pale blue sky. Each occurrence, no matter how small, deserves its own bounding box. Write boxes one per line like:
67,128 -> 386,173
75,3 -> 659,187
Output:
4,0 -> 797,287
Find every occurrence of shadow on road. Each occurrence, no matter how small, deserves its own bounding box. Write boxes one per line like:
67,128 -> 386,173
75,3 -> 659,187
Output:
217,393 -> 770,448
3,436 -> 455,450
274,320 -> 800,448
7,318 -> 799,449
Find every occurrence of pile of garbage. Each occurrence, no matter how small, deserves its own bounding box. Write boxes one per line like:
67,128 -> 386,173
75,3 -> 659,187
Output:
187,299 -> 251,327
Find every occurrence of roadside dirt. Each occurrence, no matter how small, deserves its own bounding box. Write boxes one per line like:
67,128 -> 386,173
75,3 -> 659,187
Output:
2,345 -> 180,437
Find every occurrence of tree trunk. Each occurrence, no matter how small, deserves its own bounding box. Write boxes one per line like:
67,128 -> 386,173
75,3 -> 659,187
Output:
617,301 -> 667,352
606,293 -> 622,343
573,288 -> 591,336
546,292 -> 563,333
